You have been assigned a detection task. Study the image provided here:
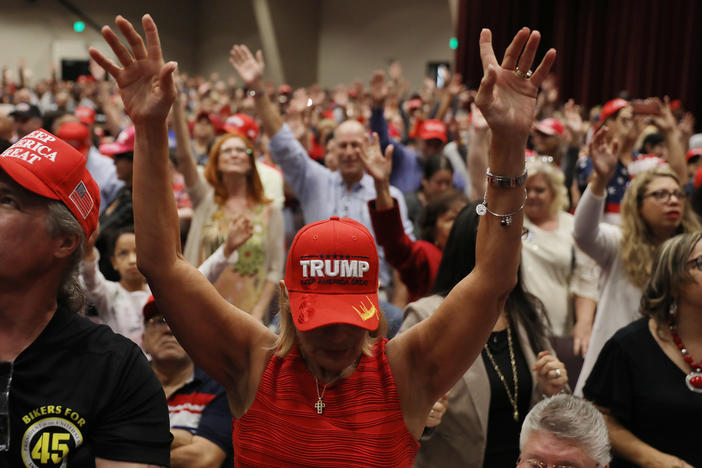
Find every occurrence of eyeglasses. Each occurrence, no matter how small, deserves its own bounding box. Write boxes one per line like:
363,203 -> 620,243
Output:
145,315 -> 169,329
517,457 -> 579,468
687,256 -> 702,272
642,189 -> 686,203
0,361 -> 12,452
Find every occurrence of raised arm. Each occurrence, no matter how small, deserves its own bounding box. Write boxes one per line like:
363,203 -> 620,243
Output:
573,126 -> 621,266
229,45 -> 283,137
172,84 -> 200,188
89,16 -> 275,412
386,27 -> 556,435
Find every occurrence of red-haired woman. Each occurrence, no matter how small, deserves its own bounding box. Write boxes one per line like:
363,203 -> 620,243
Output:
174,95 -> 283,321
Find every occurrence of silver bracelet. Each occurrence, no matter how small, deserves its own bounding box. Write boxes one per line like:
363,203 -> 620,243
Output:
476,189 -> 527,226
486,167 -> 528,188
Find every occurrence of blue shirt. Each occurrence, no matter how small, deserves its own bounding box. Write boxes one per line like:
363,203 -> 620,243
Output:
269,124 -> 415,289
370,107 -> 466,194
86,146 -> 124,215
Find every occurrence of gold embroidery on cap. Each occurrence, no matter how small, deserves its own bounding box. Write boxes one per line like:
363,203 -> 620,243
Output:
353,296 -> 377,321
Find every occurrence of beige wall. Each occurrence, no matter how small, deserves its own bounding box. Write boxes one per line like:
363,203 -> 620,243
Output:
317,0 -> 454,90
0,0 -> 199,80
0,0 -> 453,90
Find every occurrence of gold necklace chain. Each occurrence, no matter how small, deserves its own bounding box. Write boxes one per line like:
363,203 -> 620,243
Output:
483,325 -> 519,421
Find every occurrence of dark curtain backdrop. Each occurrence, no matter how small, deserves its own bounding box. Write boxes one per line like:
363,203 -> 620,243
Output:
455,0 -> 702,125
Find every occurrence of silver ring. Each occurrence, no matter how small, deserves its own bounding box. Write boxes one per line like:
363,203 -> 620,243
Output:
515,67 -> 533,79
555,368 -> 562,378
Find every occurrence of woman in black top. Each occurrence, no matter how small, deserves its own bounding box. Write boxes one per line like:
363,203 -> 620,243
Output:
584,231 -> 702,467
401,202 -> 568,467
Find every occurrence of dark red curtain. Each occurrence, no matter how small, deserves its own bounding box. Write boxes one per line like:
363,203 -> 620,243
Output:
455,0 -> 702,125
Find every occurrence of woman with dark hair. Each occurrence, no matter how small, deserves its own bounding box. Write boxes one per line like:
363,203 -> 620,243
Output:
400,202 -> 568,467
584,232 -> 702,467
173,90 -> 284,321
404,153 -> 455,235
363,137 -> 468,302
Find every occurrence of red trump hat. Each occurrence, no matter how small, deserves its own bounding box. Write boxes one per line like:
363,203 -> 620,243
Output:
285,217 -> 380,332
0,128 -> 99,238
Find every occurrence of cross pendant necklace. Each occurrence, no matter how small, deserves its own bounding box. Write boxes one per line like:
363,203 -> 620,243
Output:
314,377 -> 327,414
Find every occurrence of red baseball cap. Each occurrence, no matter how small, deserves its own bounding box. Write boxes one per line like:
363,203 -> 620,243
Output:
75,106 -> 96,125
143,295 -> 159,322
687,147 -> 702,162
57,122 -> 91,156
285,217 -> 380,332
0,128 -> 99,238
99,126 -> 135,156
224,114 -> 260,141
407,98 -> 423,111
599,98 -> 629,127
418,119 -> 447,143
534,117 -> 565,136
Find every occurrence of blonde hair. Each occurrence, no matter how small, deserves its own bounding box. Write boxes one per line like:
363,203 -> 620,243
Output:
641,232 -> 702,328
204,133 -> 269,206
274,284 -> 387,357
525,157 -> 569,215
619,166 -> 701,289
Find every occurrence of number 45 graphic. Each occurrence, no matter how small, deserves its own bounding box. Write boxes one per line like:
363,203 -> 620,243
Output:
31,432 -> 70,464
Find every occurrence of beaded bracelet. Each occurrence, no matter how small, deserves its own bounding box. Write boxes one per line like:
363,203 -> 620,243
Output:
476,189 -> 527,226
486,167 -> 528,188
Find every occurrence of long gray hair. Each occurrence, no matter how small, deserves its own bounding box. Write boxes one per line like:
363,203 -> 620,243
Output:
520,394 -> 611,466
46,200 -> 86,314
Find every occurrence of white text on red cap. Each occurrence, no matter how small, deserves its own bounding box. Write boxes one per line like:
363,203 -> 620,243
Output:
1,130 -> 58,165
300,259 -> 370,278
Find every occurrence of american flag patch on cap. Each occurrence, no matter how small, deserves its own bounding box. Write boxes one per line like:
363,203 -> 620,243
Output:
68,181 -> 94,219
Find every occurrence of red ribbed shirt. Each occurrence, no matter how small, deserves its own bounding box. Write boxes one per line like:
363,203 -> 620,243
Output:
233,338 -> 419,467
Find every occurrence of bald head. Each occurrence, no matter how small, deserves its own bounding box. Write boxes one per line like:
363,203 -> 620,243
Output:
334,119 -> 366,187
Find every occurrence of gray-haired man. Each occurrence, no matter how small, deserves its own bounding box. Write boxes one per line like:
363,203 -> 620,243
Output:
518,394 -> 611,468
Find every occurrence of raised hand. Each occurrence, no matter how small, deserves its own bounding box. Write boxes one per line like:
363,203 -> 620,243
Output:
589,125 -> 619,182
475,28 -> 556,140
89,15 -> 177,124
229,45 -> 265,89
563,98 -> 586,143
224,214 -> 253,258
369,71 -> 388,107
445,72 -> 465,97
359,132 -> 393,183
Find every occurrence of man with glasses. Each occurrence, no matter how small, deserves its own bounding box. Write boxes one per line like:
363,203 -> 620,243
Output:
0,129 -> 171,466
142,297 -> 233,468
517,394 -> 611,468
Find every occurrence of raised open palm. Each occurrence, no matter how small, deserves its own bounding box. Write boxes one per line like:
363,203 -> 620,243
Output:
229,45 -> 265,88
589,126 -> 619,181
359,132 -> 393,183
475,28 -> 556,139
89,15 -> 176,124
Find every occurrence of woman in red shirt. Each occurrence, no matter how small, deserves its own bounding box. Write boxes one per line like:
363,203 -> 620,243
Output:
91,15 -> 556,467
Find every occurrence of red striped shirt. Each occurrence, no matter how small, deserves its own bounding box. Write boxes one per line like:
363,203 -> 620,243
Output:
233,338 -> 419,467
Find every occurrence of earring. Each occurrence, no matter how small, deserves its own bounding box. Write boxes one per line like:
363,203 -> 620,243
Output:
668,300 -> 678,318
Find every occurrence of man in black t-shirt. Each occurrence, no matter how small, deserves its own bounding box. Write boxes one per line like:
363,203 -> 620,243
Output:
0,129 -> 171,467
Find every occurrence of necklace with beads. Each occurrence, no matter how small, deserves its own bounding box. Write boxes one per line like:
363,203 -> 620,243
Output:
483,325 -> 520,421
669,322 -> 702,393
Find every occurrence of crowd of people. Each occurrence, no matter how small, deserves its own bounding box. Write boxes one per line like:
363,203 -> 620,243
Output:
1,12 -> 701,468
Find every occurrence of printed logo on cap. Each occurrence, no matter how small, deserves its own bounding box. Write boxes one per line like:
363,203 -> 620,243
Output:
1,130 -> 60,165
68,181 -> 94,220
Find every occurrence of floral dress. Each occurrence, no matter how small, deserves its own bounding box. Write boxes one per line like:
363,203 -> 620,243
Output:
199,203 -> 278,313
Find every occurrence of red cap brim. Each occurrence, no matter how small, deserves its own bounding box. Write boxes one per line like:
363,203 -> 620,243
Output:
0,158 -> 60,200
288,290 -> 380,332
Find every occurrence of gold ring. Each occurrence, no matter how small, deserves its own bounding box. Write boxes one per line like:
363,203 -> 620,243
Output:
515,67 -> 532,79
